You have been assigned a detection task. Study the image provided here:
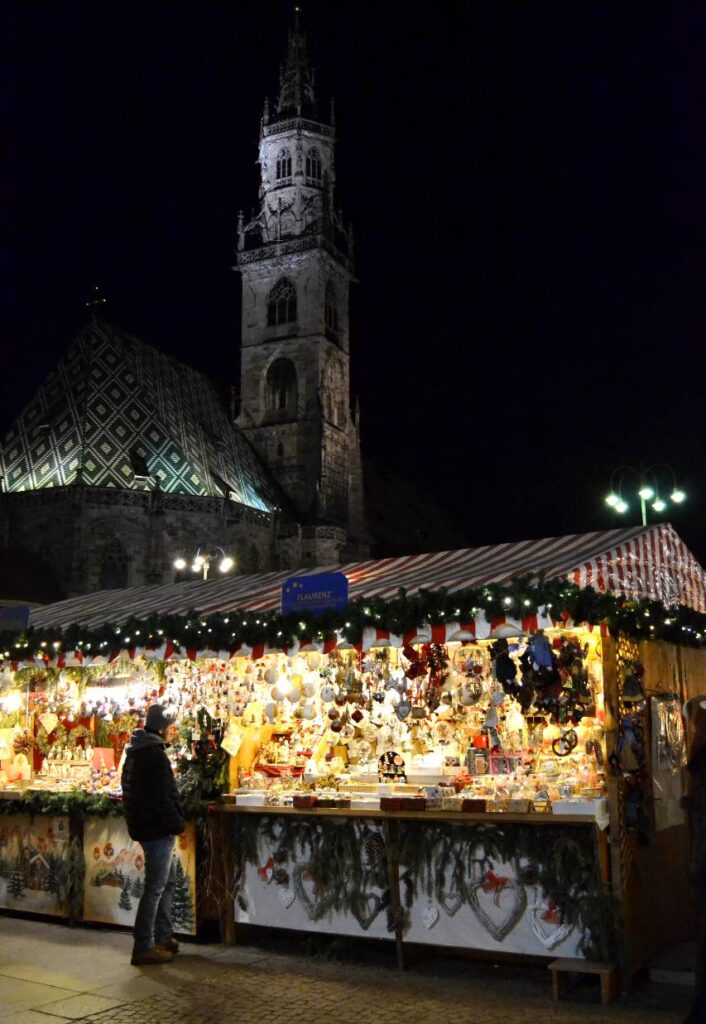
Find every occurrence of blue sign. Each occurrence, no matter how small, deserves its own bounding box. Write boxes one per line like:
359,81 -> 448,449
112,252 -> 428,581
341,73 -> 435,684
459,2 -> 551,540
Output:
282,573 -> 349,618
0,605 -> 31,633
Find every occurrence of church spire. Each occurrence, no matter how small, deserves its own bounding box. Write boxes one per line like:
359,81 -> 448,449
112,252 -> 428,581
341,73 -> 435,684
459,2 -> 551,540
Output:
276,7 -> 316,117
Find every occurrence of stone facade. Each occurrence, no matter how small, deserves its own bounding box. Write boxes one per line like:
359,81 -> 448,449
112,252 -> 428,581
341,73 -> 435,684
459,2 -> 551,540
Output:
236,19 -> 368,564
0,487 -> 275,595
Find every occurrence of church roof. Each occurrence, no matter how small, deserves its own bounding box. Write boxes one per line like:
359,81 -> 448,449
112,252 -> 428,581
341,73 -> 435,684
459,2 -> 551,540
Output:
0,318 -> 277,512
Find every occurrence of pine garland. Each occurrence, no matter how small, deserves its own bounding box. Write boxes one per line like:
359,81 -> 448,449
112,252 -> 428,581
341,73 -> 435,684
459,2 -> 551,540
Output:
2,579 -> 706,662
229,814 -> 615,959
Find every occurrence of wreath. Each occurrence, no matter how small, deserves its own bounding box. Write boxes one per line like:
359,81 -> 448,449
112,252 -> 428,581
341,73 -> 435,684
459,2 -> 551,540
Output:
67,724 -> 93,747
35,723 -> 68,756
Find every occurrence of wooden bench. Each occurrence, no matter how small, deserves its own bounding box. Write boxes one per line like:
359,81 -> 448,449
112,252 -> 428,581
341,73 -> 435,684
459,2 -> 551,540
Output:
548,958 -> 619,1005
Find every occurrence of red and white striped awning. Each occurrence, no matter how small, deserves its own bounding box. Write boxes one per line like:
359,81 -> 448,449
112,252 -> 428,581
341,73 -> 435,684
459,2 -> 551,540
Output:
29,522 -> 706,633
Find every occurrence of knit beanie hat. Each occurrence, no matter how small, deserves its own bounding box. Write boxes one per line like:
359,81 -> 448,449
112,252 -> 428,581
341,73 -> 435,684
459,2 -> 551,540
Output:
145,704 -> 175,734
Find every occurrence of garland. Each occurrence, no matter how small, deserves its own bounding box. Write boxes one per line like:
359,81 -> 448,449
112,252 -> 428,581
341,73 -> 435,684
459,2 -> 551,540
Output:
35,724 -> 68,756
0,790 -> 125,818
229,814 -> 616,959
2,579 -> 706,662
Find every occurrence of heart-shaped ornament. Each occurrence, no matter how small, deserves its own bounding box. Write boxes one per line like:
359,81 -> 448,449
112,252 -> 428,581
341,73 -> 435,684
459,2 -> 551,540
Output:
352,892 -> 382,931
528,901 -> 573,950
396,701 -> 411,721
421,898 -> 439,930
467,872 -> 527,942
277,886 -> 295,909
39,712 -> 58,734
439,888 -> 464,917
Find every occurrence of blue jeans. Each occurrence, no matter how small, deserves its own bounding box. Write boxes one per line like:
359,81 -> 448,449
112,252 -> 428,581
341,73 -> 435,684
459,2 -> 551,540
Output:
133,836 -> 177,953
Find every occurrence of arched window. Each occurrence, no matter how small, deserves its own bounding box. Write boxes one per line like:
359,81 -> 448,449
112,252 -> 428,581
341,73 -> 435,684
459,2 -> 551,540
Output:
325,280 -> 339,340
276,148 -> 292,181
267,277 -> 297,326
306,147 -> 322,182
265,358 -> 298,417
99,536 -> 129,590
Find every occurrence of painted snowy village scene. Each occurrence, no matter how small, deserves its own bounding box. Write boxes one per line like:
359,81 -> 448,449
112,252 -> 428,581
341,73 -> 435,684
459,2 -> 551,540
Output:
83,819 -> 196,934
0,814 -> 69,916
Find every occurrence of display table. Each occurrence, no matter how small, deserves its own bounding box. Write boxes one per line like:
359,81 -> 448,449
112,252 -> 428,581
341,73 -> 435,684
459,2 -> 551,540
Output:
211,804 -> 611,968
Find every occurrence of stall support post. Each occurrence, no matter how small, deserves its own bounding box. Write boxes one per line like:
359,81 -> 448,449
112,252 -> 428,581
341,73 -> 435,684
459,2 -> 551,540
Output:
383,817 -> 405,971
209,807 -> 236,944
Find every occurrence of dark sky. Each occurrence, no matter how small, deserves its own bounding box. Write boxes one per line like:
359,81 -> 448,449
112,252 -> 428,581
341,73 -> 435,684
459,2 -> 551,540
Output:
4,1 -> 706,560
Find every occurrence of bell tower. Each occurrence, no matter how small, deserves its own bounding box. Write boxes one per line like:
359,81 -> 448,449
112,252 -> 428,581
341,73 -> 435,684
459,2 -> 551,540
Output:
236,14 -> 366,565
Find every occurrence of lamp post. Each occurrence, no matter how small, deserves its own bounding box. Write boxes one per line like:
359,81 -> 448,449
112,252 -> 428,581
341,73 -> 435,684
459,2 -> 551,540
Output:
605,465 -> 686,527
173,546 -> 235,581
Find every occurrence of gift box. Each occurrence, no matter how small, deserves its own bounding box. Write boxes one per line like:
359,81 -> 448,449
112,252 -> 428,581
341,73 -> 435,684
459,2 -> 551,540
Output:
293,794 -> 318,809
380,796 -> 402,811
400,796 -> 427,811
461,798 -> 486,813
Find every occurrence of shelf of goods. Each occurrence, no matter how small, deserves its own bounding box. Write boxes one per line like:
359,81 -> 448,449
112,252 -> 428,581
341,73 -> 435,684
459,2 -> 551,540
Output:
0,623 -> 695,970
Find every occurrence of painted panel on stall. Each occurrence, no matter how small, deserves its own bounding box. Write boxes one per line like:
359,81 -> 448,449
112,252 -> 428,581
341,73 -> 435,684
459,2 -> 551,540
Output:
82,817 -> 197,935
0,813 -> 70,916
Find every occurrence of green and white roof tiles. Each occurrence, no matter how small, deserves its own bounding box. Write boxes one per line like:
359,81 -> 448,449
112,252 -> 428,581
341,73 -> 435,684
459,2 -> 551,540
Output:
0,319 -> 276,513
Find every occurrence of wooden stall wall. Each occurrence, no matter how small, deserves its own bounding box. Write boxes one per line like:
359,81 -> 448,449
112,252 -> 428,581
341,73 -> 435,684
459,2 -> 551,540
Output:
606,638 -> 698,975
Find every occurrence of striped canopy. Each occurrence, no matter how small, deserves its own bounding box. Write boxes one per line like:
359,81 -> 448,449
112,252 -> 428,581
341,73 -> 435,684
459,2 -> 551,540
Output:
30,522 -> 706,632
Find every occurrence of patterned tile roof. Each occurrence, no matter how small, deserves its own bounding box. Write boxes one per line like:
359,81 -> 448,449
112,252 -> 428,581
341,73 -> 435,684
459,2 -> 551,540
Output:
0,319 -> 277,512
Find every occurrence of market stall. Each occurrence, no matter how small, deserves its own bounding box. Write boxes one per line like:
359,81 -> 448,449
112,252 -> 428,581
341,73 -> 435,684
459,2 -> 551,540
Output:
1,523 -> 705,972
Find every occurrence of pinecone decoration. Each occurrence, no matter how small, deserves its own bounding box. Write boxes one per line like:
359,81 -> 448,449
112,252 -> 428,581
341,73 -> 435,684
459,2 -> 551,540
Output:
12,729 -> 33,756
363,831 -> 385,868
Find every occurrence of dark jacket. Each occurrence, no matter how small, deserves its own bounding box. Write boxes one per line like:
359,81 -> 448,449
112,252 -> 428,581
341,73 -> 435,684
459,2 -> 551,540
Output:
121,728 -> 186,842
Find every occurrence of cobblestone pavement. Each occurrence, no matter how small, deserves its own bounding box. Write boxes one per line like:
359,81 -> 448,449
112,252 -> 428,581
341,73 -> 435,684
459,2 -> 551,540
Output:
0,917 -> 693,1024
79,937 -> 684,1024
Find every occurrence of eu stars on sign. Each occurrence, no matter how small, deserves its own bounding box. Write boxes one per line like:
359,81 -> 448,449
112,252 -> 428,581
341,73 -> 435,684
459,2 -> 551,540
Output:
281,573 -> 349,618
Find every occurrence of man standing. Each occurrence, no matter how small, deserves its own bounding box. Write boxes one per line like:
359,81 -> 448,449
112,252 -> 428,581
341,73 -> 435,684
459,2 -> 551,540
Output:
121,704 -> 186,965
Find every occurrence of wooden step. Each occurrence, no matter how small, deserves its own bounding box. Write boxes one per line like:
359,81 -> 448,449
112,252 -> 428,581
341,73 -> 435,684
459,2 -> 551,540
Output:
548,958 -> 619,1004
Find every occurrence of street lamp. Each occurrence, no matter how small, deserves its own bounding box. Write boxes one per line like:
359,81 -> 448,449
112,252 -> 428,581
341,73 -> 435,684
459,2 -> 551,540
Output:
173,546 -> 235,581
605,465 -> 686,527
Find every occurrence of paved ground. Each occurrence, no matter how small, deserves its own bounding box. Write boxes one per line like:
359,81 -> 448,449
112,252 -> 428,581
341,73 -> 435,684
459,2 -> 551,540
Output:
0,916 -> 695,1024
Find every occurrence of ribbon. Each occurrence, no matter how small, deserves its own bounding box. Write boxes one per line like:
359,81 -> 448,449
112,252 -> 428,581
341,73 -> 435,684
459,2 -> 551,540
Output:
482,869 -> 509,904
258,856 -> 274,882
541,900 -> 560,924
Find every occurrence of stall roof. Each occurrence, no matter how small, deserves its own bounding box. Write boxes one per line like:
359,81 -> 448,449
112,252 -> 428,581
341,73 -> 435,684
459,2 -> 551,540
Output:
28,523 -> 706,631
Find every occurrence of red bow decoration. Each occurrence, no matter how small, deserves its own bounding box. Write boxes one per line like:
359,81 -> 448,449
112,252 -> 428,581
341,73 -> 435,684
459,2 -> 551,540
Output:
482,869 -> 509,894
541,900 -> 561,924
258,856 -> 274,882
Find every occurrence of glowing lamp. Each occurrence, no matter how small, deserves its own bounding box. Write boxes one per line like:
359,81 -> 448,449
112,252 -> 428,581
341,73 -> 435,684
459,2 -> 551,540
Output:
615,500 -> 629,513
652,498 -> 667,512
671,489 -> 686,503
605,493 -> 620,507
173,557 -> 187,571
219,556 -> 234,573
638,486 -> 654,501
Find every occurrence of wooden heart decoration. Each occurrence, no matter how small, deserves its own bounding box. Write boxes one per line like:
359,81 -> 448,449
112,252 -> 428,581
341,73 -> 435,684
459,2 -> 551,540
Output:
420,898 -> 439,930
528,901 -> 573,950
439,888 -> 464,917
352,892 -> 382,931
292,864 -> 318,920
467,871 -> 527,942
277,886 -> 295,909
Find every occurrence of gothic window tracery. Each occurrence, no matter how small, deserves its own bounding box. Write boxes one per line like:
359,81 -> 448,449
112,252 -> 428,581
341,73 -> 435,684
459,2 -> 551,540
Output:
265,358 -> 298,418
99,536 -> 129,590
267,277 -> 297,326
306,147 -> 322,182
323,358 -> 344,427
276,148 -> 292,181
325,280 -> 340,341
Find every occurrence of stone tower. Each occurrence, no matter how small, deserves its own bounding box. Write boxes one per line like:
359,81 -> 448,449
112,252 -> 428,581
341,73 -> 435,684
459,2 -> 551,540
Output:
236,15 -> 367,566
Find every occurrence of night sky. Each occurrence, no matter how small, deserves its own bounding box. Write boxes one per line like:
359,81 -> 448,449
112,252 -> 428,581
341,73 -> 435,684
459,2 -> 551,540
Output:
5,1 -> 706,561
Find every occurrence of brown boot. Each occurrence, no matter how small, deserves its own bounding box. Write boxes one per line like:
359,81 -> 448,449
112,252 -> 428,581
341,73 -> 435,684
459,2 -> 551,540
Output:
155,938 -> 179,954
131,947 -> 174,966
